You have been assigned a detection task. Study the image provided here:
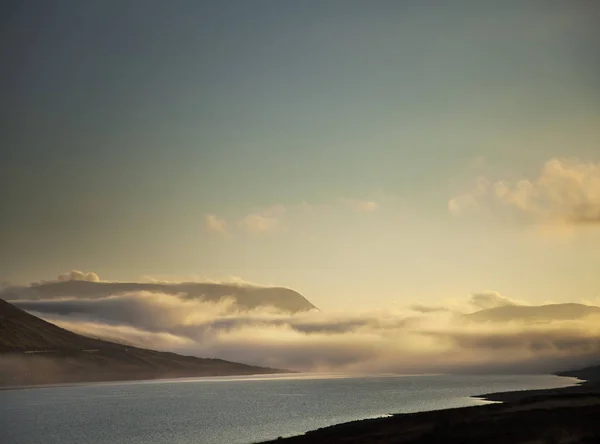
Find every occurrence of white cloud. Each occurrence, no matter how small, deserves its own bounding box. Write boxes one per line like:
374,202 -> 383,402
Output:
448,176 -> 490,216
468,291 -> 526,310
207,197 -> 380,236
140,275 -> 274,287
449,158 -> 600,228
238,213 -> 278,233
57,270 -> 100,282
205,214 -> 229,235
410,291 -> 527,314
341,199 -> 379,212
238,205 -> 286,234
13,287 -> 600,374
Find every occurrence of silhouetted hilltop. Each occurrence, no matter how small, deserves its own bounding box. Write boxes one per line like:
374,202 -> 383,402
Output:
0,298 -> 103,352
0,299 -> 287,387
465,303 -> 600,323
558,364 -> 600,382
2,280 -> 317,313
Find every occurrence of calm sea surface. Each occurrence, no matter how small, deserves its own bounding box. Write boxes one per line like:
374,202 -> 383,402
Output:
0,373 -> 578,444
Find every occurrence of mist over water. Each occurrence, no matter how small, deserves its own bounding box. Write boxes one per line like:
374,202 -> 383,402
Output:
8,286 -> 600,375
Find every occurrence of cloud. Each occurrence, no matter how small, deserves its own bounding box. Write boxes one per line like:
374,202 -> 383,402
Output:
206,197 -> 380,236
468,291 -> 526,310
341,199 -> 379,212
42,315 -> 196,349
57,270 -> 100,282
238,205 -> 286,234
16,271 -> 103,288
10,286 -> 600,374
448,176 -> 490,216
410,304 -> 450,314
204,214 -> 228,235
411,291 -> 526,314
449,158 -> 600,228
140,275 -> 273,287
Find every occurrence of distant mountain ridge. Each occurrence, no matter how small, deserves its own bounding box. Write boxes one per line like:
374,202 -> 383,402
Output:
2,280 -> 318,313
0,299 -> 286,387
466,303 -> 600,323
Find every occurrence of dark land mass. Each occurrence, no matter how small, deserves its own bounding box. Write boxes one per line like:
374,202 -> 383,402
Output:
2,280 -> 317,313
262,366 -> 600,444
0,299 -> 286,387
474,365 -> 600,403
465,303 -> 600,323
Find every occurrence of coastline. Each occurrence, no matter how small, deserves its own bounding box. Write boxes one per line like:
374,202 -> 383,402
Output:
4,367 -> 600,442
260,371 -> 600,444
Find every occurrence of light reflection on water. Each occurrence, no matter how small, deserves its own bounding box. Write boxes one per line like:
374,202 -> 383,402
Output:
0,373 -> 578,444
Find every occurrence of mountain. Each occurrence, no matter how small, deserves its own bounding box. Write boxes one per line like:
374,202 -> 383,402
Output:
0,299 -> 286,387
465,303 -> 600,323
2,280 -> 317,313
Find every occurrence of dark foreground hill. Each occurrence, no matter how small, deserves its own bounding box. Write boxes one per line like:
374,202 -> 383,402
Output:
0,299 -> 286,387
465,303 -> 600,323
2,280 -> 317,313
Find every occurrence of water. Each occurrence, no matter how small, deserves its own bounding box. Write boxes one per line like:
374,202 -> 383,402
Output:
0,373 -> 578,444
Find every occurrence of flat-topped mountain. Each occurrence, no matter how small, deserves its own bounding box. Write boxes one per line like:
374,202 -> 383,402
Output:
0,299 -> 286,387
466,303 -> 600,323
2,280 -> 317,313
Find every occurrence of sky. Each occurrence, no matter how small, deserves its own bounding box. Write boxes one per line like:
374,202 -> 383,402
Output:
2,1 -> 600,310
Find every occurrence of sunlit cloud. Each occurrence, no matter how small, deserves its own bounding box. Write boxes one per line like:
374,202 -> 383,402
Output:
468,291 -> 527,310
140,275 -> 274,287
449,158 -> 600,231
58,270 -> 100,282
27,270 -> 103,286
205,214 -> 229,235
206,197 -> 380,236
410,291 -> 528,314
10,285 -> 600,375
341,199 -> 379,212
448,176 -> 490,216
238,205 -> 286,234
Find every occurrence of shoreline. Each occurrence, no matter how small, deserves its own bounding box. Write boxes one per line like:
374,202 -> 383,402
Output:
259,372 -> 600,444
260,394 -> 600,444
4,369 -> 599,442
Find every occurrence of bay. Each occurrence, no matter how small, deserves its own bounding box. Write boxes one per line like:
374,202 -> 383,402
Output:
0,373 -> 578,444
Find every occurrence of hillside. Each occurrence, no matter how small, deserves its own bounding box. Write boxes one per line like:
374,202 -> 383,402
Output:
2,280 -> 317,313
0,299 -> 286,387
558,364 -> 600,382
465,303 -> 600,323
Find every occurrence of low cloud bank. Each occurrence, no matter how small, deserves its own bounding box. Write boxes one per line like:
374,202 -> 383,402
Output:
9,288 -> 600,375
411,291 -> 527,314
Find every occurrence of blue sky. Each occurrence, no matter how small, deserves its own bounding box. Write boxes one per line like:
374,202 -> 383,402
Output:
2,1 -> 599,308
